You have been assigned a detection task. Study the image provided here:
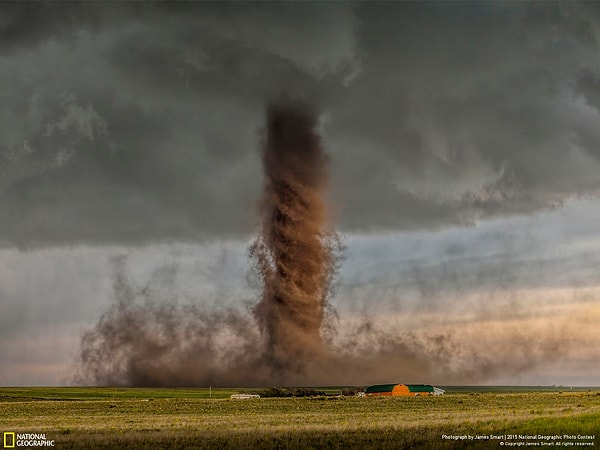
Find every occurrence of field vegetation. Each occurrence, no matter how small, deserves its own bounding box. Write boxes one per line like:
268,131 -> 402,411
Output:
1,387 -> 598,449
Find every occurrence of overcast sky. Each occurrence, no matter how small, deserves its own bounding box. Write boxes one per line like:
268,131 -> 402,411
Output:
1,2 -> 600,386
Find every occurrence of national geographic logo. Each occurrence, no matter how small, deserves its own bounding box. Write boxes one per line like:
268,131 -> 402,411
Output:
3,433 -> 54,448
3,433 -> 14,448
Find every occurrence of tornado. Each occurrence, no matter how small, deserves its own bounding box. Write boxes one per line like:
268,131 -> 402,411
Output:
250,100 -> 337,375
76,100 -> 565,387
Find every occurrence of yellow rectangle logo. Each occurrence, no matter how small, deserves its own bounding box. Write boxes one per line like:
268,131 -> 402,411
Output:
3,432 -> 15,448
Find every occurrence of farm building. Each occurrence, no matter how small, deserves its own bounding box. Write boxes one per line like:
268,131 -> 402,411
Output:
365,384 -> 444,397
230,394 -> 260,399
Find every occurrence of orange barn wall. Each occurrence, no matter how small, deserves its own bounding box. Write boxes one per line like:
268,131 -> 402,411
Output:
392,384 -> 412,396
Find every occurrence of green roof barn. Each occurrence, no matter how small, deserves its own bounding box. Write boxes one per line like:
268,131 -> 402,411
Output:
364,384 -> 444,396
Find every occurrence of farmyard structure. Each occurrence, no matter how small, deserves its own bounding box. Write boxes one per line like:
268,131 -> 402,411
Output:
365,384 -> 445,397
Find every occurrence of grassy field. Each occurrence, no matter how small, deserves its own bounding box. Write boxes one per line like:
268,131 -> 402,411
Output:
1,387 -> 599,449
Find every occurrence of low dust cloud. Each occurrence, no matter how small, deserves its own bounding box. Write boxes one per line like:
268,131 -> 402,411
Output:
78,258 -> 592,386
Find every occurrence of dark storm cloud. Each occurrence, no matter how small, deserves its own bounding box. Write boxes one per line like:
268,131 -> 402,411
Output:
326,2 -> 600,230
1,2 -> 600,245
0,2 -> 359,245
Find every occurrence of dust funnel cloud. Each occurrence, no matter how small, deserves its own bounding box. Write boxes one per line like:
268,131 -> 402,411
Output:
250,100 -> 338,374
76,100 -> 571,387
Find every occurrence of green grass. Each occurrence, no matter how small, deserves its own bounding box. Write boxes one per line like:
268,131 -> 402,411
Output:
440,385 -> 600,393
1,388 -> 599,449
0,387 -> 245,400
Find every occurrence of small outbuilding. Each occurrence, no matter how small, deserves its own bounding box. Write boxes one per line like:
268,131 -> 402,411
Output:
230,394 -> 260,399
365,384 -> 444,397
